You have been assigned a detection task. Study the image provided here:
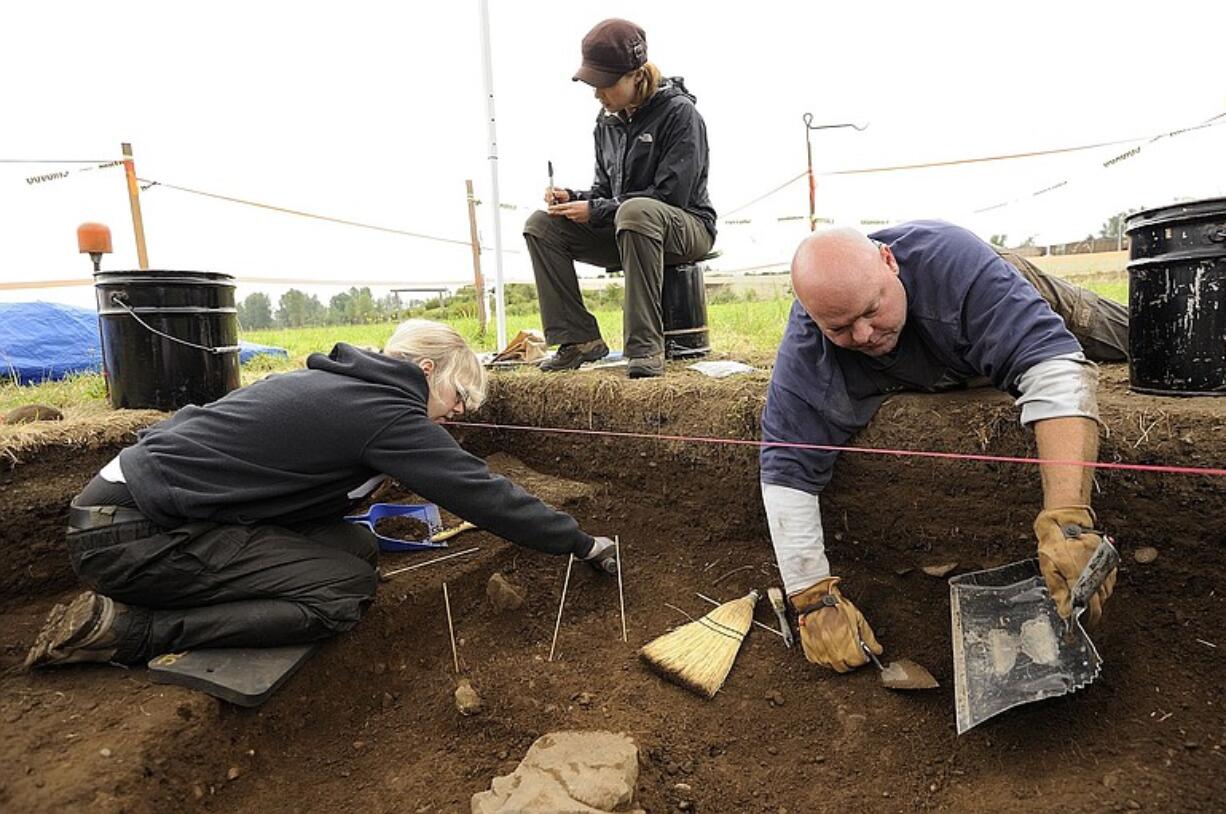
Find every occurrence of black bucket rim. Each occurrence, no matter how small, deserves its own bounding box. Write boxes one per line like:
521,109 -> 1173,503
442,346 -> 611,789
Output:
95,269 -> 236,287
1124,197 -> 1226,232
1128,249 -> 1226,269
1130,384 -> 1226,397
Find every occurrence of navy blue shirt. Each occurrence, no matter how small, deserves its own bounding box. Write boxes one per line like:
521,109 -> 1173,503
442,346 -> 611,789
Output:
760,220 -> 1082,494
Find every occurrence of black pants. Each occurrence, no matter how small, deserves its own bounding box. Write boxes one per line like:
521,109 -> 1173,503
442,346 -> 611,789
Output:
67,512 -> 379,664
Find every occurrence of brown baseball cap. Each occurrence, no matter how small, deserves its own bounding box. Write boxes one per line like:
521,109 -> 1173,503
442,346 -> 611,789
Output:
572,18 -> 647,88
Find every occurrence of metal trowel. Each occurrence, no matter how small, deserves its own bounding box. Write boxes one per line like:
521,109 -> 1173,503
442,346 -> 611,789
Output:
859,637 -> 940,690
949,538 -> 1119,734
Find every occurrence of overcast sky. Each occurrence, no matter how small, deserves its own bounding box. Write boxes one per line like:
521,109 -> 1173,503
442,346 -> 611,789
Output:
3,0 -> 1224,309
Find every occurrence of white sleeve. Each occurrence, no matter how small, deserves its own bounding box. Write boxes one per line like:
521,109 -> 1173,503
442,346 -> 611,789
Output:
1014,352 -> 1100,427
762,482 -> 830,595
100,455 -> 127,483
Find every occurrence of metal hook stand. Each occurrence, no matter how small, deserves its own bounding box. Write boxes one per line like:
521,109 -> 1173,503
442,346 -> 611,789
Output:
803,114 -> 869,231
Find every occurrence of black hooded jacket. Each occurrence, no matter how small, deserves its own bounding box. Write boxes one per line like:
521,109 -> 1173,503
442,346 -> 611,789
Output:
571,77 -> 716,239
119,344 -> 593,556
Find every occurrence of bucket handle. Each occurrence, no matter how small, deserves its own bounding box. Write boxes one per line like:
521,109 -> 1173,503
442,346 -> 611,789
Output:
1209,227 -> 1226,244
109,294 -> 241,356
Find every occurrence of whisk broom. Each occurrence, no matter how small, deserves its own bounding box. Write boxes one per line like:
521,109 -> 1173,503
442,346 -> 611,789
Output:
640,589 -> 760,698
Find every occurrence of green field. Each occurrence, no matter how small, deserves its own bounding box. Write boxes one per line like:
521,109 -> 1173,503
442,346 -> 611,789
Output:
0,281 -> 1127,413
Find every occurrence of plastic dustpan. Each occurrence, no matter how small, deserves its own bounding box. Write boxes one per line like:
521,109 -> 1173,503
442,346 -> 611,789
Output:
345,502 -> 444,552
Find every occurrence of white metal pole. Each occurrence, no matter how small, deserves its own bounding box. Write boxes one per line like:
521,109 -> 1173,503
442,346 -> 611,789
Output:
478,0 -> 508,350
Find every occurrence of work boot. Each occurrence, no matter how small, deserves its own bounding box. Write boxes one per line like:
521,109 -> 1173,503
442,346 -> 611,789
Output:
627,353 -> 665,379
24,591 -> 127,669
539,339 -> 609,372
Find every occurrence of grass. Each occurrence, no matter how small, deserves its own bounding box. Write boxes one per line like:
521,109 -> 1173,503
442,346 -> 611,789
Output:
0,281 -> 1127,413
243,298 -> 795,361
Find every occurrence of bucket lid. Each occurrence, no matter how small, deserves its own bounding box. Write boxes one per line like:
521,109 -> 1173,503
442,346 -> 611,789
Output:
1125,196 -> 1226,233
94,270 -> 236,286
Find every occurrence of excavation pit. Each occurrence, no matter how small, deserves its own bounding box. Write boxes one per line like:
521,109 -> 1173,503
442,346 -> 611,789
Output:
1,366 -> 1223,813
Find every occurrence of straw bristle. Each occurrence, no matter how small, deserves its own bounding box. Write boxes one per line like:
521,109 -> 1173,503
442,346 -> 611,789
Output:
640,590 -> 759,698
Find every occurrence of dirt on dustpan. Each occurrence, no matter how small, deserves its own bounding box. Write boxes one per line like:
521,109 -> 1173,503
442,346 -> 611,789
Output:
374,515 -> 431,540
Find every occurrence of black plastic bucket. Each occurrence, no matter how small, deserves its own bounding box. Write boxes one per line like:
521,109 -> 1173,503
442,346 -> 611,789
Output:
1124,198 -> 1226,396
662,262 -> 710,359
95,270 -> 241,410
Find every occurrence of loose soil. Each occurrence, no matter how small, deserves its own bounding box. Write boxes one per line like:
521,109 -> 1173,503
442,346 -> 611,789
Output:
374,515 -> 432,542
1,364 -> 1224,813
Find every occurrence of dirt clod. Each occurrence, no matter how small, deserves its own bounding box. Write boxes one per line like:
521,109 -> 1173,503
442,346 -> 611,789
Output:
3,404 -> 64,425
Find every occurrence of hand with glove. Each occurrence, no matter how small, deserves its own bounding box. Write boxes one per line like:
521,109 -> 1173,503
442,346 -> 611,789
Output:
789,576 -> 882,673
581,536 -> 619,575
1034,505 -> 1116,626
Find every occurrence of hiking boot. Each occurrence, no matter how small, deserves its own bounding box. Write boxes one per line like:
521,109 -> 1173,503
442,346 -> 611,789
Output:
24,591 -> 126,669
627,354 -> 666,379
539,339 -> 609,372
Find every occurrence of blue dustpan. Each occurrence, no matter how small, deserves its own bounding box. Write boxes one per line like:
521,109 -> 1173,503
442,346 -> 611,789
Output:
345,502 -> 444,552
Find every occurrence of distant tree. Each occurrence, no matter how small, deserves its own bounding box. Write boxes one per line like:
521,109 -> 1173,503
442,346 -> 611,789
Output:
237,292 -> 273,329
989,234 -> 1009,248
276,289 -> 326,327
1099,209 -> 1139,239
328,290 -> 353,325
346,287 -> 378,324
376,292 -> 403,322
1020,235 -> 1038,248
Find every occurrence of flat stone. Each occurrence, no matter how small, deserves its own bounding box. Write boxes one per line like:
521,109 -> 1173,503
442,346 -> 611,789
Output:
921,562 -> 959,578
488,573 -> 527,612
471,731 -> 643,813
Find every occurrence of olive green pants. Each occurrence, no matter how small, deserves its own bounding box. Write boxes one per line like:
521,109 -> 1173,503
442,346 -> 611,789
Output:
1000,252 -> 1129,362
523,198 -> 714,358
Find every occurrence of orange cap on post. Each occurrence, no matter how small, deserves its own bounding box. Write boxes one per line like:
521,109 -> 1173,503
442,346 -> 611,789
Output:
77,222 -> 113,254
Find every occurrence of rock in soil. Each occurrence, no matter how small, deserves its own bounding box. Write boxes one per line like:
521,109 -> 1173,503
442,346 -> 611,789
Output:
921,562 -> 959,577
487,573 -> 526,612
471,731 -> 642,813
455,679 -> 483,716
1133,546 -> 1159,564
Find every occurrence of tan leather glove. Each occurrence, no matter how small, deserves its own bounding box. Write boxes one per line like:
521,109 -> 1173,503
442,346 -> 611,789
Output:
789,577 -> 882,673
1034,505 -> 1116,626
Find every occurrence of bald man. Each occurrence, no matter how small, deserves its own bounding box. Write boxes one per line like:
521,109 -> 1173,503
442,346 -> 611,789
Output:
761,220 -> 1119,674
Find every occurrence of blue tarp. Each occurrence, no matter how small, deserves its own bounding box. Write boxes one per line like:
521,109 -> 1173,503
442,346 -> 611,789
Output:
0,302 -> 288,385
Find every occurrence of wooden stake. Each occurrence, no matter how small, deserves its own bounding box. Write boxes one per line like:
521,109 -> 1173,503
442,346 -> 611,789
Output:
121,143 -> 149,270
615,535 -> 627,642
443,582 -> 459,674
548,554 -> 575,662
465,179 -> 487,335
